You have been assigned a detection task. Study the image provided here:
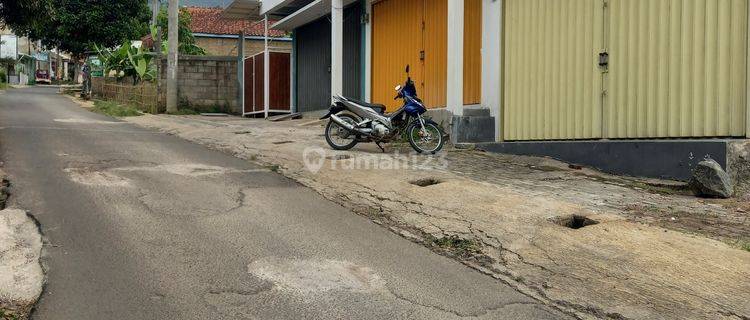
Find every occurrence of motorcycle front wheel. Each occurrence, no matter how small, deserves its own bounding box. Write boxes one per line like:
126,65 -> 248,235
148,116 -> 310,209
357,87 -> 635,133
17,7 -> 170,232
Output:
407,120 -> 445,154
325,114 -> 359,150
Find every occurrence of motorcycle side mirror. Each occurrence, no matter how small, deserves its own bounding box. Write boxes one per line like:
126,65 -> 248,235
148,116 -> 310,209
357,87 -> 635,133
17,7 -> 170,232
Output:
395,85 -> 402,92
405,64 -> 410,73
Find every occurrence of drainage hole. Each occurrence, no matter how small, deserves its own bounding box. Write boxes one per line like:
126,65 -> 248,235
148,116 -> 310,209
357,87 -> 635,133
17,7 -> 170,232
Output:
409,178 -> 442,187
326,154 -> 352,160
554,215 -> 599,229
272,141 -> 294,145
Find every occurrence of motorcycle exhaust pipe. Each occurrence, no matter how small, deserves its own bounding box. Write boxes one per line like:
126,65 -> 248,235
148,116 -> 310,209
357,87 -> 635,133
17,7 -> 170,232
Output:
330,114 -> 372,135
330,114 -> 356,131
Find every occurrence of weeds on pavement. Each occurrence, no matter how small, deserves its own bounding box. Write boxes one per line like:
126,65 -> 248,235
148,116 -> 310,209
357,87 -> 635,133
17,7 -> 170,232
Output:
92,100 -> 142,117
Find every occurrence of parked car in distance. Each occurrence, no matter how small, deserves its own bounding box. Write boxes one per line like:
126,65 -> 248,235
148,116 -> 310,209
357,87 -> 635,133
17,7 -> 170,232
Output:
35,70 -> 51,84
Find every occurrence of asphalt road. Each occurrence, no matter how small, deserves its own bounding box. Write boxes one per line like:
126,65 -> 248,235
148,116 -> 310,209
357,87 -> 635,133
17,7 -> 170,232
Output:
0,87 -> 569,319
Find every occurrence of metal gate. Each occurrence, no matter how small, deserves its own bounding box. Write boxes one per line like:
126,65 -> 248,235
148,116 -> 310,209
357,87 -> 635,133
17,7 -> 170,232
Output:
243,51 -> 292,116
503,0 -> 748,141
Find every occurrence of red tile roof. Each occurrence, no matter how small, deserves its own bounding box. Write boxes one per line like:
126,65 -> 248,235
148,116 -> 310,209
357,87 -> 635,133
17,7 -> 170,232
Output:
186,7 -> 288,38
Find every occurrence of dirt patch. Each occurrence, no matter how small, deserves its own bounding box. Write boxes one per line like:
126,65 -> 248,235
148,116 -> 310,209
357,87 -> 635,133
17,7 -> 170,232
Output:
247,258 -> 386,294
625,203 -> 750,247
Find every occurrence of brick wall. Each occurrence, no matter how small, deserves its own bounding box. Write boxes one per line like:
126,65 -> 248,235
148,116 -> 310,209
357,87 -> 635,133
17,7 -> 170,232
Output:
195,37 -> 292,57
159,55 -> 240,114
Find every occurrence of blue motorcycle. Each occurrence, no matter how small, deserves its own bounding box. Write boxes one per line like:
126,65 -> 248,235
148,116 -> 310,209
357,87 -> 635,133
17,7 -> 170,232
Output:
321,65 -> 445,154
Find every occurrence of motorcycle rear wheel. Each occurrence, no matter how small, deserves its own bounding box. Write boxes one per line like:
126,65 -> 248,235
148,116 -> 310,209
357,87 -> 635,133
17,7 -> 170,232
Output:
325,114 -> 359,150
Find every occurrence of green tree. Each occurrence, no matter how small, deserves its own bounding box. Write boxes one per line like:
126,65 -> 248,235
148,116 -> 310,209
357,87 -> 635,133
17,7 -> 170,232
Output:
0,0 -> 151,59
157,6 -> 205,55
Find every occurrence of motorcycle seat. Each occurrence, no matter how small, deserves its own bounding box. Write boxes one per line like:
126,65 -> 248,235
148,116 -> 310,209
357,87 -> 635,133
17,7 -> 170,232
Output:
349,98 -> 386,114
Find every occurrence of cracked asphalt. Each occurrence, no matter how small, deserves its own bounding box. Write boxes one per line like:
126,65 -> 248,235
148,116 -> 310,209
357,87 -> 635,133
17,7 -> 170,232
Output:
0,86 -> 571,319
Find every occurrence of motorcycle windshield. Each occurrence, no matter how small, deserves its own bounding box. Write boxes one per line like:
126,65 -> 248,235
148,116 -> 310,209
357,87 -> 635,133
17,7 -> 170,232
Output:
403,80 -> 417,98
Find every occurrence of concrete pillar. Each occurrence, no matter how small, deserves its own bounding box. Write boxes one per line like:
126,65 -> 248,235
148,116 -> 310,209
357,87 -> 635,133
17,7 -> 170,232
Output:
746,0 -> 750,138
264,16 -> 270,118
364,0 -> 372,101
364,0 -> 372,102
238,31 -> 245,115
482,0 -> 502,140
331,0 -> 344,100
291,30 -> 297,112
447,0 -> 464,116
166,0 -> 179,113
152,0 -> 160,26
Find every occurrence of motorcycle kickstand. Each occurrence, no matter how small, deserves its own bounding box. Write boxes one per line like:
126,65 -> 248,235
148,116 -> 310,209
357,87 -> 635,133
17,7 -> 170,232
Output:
375,142 -> 386,153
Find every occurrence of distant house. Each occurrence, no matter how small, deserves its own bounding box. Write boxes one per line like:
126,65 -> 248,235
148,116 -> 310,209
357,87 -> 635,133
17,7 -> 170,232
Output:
186,7 -> 291,57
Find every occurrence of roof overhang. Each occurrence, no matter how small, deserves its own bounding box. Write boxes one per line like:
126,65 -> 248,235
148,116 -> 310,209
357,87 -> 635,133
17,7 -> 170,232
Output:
272,0 -> 358,30
221,0 -> 262,20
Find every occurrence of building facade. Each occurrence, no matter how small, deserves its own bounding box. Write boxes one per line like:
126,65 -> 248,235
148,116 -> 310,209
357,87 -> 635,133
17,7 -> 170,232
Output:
226,0 -> 750,181
187,6 -> 292,57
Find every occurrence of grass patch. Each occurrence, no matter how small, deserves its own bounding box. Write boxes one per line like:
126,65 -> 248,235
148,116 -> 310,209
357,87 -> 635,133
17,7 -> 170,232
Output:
92,100 -> 142,117
741,241 -> 750,252
0,82 -> 8,90
429,235 -> 480,256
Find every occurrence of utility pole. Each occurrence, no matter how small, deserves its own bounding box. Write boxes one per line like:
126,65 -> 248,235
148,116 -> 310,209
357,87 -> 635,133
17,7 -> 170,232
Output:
152,0 -> 160,26
166,0 -> 179,113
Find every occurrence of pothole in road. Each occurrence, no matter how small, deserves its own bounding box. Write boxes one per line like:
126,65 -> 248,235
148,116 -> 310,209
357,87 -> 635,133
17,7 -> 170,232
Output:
553,214 -> 599,229
64,168 -> 130,187
409,178 -> 442,187
247,258 -> 386,294
114,164 -> 256,177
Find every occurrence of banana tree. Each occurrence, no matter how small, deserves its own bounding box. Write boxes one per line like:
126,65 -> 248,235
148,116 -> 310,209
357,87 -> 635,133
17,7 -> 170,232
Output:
127,45 -> 155,82
95,41 -> 132,78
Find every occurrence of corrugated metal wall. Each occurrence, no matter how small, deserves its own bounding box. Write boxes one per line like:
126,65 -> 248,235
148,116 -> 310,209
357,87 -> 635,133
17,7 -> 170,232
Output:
464,0 -> 482,105
372,0 -> 424,111
294,5 -> 362,112
372,0 -> 483,111
606,0 -> 748,138
423,0 -> 448,108
503,0 -> 604,141
295,18 -> 331,112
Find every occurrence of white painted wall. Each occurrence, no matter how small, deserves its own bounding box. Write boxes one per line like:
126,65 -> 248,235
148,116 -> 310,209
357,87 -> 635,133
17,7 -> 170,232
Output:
446,0 -> 465,116
482,0 -> 502,140
331,0 -> 344,99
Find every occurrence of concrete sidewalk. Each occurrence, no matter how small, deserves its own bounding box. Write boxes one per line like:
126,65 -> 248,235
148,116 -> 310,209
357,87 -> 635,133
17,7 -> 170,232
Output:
127,114 -> 750,320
